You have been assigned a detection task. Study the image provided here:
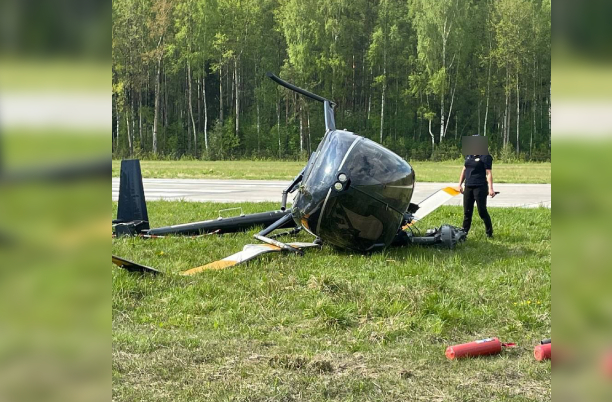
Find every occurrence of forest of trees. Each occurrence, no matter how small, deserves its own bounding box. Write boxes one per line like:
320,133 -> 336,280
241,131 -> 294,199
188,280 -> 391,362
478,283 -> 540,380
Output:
112,0 -> 551,161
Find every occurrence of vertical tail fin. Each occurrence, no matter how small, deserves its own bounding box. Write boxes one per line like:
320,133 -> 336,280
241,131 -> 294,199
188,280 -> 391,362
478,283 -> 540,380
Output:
114,159 -> 149,231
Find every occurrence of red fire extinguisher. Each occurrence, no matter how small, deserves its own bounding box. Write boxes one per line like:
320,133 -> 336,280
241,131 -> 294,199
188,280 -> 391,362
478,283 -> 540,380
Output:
446,337 -> 516,360
533,339 -> 551,361
602,350 -> 612,378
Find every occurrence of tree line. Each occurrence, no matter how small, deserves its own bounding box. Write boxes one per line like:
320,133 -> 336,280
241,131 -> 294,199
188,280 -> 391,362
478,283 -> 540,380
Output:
112,0 -> 551,162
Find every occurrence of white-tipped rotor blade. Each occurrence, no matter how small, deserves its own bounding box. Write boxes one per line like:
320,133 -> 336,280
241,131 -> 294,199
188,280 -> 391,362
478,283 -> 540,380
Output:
181,242 -> 320,275
412,187 -> 460,222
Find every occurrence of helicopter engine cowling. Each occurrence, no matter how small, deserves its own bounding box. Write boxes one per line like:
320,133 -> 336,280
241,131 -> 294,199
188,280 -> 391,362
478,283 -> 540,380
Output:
291,130 -> 415,252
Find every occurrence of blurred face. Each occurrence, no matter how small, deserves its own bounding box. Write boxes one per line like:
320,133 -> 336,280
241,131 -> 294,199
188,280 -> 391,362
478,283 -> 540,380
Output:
462,136 -> 489,156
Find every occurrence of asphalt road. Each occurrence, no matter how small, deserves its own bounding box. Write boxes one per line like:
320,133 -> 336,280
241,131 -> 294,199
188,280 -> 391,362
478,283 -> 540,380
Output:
112,178 -> 551,208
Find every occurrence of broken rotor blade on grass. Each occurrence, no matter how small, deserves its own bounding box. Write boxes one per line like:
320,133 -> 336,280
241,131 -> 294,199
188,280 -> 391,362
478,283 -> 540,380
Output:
111,243 -> 320,276
111,255 -> 162,275
411,186 -> 461,222
181,242 -> 321,275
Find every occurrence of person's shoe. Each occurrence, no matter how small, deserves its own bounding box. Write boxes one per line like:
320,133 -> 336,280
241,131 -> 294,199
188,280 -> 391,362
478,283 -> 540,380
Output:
486,233 -> 494,239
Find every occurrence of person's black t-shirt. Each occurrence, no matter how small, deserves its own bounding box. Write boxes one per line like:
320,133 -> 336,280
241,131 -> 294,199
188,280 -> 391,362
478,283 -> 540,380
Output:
464,154 -> 493,187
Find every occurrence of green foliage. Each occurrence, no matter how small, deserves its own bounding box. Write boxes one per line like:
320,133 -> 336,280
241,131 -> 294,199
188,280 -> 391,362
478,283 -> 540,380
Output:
112,0 -> 551,161
530,143 -> 551,162
206,119 -> 241,160
431,140 -> 459,162
498,143 -> 523,163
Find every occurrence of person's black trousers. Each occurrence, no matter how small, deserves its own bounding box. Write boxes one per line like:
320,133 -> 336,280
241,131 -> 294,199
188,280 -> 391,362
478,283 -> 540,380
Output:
462,185 -> 493,236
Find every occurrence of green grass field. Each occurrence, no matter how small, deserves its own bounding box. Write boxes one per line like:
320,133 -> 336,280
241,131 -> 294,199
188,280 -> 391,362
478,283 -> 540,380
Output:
3,130 -> 108,169
111,160 -> 551,183
0,59 -> 109,91
112,201 -> 551,401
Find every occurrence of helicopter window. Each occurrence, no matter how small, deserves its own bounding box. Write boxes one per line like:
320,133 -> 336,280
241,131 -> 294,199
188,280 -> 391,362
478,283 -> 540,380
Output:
291,130 -> 414,252
342,139 -> 415,213
317,191 -> 402,251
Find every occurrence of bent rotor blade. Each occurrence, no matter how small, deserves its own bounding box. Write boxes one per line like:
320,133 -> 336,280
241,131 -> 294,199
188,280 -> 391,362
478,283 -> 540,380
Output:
412,187 -> 460,222
112,255 -> 162,275
181,242 -> 320,276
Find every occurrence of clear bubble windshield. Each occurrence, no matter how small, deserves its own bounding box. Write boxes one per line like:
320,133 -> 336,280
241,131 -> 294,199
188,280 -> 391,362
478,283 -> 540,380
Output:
292,130 -> 415,252
341,138 -> 415,213
292,130 -> 358,225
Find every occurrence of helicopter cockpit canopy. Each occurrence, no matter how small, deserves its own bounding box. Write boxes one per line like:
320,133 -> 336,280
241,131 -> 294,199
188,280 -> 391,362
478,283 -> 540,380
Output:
292,130 -> 415,252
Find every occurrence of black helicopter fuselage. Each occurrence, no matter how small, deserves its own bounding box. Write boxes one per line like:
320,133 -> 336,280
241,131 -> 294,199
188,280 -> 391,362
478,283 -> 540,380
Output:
291,128 -> 414,252
265,73 -> 415,252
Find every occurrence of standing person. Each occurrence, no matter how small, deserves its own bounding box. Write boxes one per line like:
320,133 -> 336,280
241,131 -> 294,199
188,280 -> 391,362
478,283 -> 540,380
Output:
458,138 -> 496,238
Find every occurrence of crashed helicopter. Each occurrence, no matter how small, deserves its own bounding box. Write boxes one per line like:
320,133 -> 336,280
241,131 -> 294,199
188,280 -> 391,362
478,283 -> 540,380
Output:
112,73 -> 466,275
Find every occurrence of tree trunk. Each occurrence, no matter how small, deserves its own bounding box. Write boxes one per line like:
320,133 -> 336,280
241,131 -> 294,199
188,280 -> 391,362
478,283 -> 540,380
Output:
477,101 -> 481,136
418,91 -> 423,141
380,36 -> 387,144
307,104 -> 311,154
531,57 -> 536,158
299,99 -> 304,154
255,55 -> 261,155
352,53 -> 356,112
186,109 -> 192,154
503,91 -> 509,147
507,90 -> 512,148
455,113 -> 458,140
203,73 -> 208,151
483,59 -> 491,136
444,71 -> 457,139
361,52 -> 367,130
516,74 -> 520,154
131,97 -> 136,152
256,98 -> 260,154
115,96 -> 120,152
187,60 -> 197,156
234,57 -> 239,139
185,80 -> 191,153
428,118 -> 435,156
483,10 -> 492,137
163,71 -> 168,130
367,67 -> 372,129
285,92 -> 289,128
395,78 -> 399,141
226,61 -> 230,115
503,66 -> 509,147
277,90 -> 281,158
139,91 -> 143,150
152,57 -> 161,155
367,90 -> 372,128
197,76 -> 201,133
126,99 -> 133,155
539,71 -> 543,135
440,36 -> 446,143
380,75 -> 386,143
219,62 -> 224,125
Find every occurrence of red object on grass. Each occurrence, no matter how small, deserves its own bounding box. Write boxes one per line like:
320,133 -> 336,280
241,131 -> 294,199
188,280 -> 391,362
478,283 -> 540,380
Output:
446,337 -> 514,360
534,343 -> 552,361
602,350 -> 612,378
